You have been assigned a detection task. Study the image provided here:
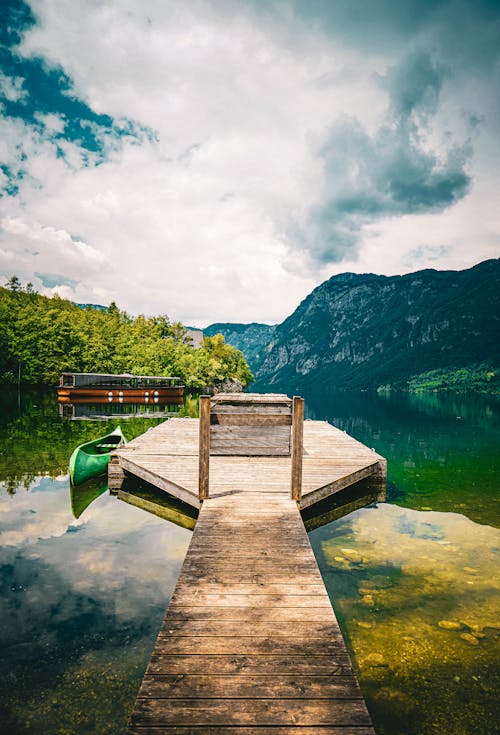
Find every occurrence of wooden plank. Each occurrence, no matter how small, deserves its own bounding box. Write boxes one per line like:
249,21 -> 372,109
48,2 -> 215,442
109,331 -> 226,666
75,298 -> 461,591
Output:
119,456 -> 200,509
130,698 -> 372,727
210,425 -> 291,456
127,727 -> 376,735
168,593 -> 333,608
211,393 -> 291,405
172,582 -> 327,596
211,404 -> 292,414
300,462 -> 381,509
146,654 -> 354,675
158,621 -> 340,637
138,674 -> 362,699
198,395 -> 210,500
152,637 -> 344,655
179,565 -> 321,575
163,606 -> 336,622
211,413 -> 293,426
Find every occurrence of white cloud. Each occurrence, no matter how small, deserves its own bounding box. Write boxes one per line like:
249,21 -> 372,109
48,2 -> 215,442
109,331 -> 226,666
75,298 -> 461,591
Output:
0,71 -> 27,102
0,216 -> 111,298
0,0 -> 497,323
34,111 -> 66,134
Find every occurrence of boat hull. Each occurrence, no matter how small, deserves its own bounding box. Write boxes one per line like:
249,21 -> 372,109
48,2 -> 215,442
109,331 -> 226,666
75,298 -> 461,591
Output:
69,426 -> 127,485
58,386 -> 184,401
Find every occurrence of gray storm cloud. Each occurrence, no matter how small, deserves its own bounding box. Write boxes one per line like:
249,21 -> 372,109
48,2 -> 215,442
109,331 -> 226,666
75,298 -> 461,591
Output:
304,50 -> 472,264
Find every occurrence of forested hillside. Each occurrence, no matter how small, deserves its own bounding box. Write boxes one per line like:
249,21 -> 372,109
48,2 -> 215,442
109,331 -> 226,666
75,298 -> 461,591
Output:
0,278 -> 252,389
204,322 -> 276,372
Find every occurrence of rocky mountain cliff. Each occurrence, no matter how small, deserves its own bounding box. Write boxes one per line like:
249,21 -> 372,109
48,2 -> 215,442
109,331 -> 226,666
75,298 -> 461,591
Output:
204,322 -> 276,374
206,260 -> 500,392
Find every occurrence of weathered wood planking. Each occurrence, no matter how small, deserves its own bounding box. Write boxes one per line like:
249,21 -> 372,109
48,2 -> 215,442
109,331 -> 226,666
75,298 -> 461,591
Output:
111,415 -> 385,508
209,393 -> 293,457
126,491 -> 376,734
210,425 -> 292,455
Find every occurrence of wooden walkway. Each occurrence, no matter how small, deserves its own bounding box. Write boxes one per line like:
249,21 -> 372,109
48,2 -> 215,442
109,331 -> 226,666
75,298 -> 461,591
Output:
111,418 -> 385,510
127,491 -> 375,734
114,401 -> 385,734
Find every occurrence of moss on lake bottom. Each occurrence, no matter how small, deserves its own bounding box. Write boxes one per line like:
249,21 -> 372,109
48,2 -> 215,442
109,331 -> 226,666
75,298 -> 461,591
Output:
3,646 -> 148,734
312,504 -> 500,735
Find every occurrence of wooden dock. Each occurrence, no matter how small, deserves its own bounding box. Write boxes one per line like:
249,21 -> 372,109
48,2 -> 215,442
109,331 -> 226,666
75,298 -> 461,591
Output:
111,394 -> 385,734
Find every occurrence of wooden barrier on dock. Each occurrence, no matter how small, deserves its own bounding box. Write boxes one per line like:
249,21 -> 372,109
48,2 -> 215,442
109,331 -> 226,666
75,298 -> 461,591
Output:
198,393 -> 305,502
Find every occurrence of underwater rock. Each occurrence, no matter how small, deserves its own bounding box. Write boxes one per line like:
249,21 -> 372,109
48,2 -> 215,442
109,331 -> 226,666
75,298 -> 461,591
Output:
375,687 -> 414,714
341,548 -> 363,563
460,621 -> 484,634
363,653 -> 388,667
460,632 -> 479,646
370,575 -> 393,589
438,620 -> 464,631
361,594 -> 375,606
358,587 -> 377,596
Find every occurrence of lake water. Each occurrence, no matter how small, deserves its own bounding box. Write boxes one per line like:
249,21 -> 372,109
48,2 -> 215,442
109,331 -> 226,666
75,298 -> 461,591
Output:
0,387 -> 498,734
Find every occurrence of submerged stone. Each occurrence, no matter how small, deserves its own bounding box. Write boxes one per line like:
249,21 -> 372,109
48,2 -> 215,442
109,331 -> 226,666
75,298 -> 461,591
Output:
370,575 -> 393,589
361,594 -> 375,606
461,622 -> 485,634
438,620 -> 464,631
358,587 -> 377,596
460,632 -> 480,646
341,548 -> 363,563
364,653 -> 388,667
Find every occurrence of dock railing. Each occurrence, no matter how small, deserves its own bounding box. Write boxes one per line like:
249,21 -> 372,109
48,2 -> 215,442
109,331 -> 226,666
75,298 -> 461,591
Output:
198,393 -> 304,501
291,395 -> 304,501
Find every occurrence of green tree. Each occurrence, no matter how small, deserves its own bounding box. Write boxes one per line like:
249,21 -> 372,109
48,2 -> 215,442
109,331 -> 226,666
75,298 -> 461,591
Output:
4,275 -> 22,292
0,284 -> 253,389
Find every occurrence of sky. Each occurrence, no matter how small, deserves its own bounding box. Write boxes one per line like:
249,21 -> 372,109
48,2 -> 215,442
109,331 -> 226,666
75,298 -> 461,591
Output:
0,0 -> 499,326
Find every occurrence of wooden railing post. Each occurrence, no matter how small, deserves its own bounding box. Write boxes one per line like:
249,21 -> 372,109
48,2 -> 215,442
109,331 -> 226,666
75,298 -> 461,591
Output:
291,396 -> 304,502
198,395 -> 210,500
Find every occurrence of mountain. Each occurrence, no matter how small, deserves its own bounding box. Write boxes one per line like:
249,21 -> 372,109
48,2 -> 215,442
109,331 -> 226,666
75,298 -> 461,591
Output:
75,302 -> 108,311
204,322 -> 276,373
208,260 -> 500,393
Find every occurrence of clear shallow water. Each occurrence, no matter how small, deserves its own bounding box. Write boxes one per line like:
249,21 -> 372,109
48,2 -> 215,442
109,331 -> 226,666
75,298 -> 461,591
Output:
0,387 -> 499,734
304,387 -> 500,735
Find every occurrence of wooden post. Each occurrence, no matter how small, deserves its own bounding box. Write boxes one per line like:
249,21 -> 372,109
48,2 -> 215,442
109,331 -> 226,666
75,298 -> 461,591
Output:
198,395 -> 210,500
291,396 -> 304,502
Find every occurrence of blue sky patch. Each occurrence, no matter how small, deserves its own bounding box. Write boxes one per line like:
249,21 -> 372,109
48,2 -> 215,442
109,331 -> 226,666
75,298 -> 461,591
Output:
0,0 -> 154,174
34,272 -> 79,289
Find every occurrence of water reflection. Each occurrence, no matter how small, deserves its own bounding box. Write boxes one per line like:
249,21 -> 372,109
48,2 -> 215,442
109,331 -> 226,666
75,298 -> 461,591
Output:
302,386 -> 500,527
70,477 -> 108,519
0,389 -> 198,495
58,399 -> 183,420
0,388 -> 193,734
302,477 -> 385,532
116,478 -> 199,531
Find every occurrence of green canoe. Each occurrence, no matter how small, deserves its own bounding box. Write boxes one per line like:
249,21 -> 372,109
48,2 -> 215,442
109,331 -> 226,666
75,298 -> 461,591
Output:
69,425 -> 126,485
